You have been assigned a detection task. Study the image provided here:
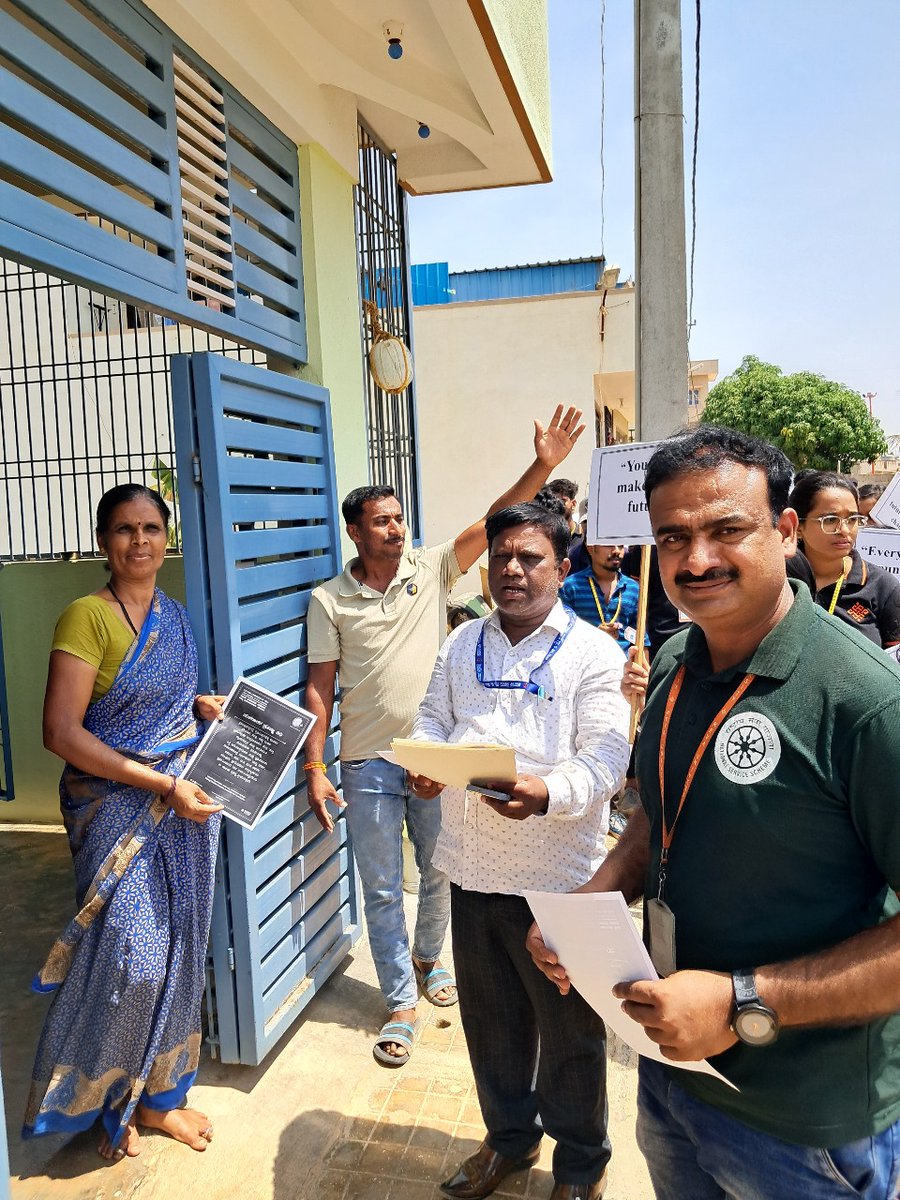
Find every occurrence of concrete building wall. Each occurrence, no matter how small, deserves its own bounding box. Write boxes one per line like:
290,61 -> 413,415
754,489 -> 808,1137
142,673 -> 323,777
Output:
413,290 -> 630,593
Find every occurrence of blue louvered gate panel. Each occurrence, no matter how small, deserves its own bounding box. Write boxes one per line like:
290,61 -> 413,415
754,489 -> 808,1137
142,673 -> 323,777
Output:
172,352 -> 360,1066
0,0 -> 306,363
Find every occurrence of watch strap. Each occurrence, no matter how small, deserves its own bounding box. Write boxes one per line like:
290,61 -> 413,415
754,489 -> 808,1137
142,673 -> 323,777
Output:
732,968 -> 758,1008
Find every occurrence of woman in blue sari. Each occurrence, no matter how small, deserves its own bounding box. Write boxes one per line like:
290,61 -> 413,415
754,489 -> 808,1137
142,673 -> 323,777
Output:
23,484 -> 225,1160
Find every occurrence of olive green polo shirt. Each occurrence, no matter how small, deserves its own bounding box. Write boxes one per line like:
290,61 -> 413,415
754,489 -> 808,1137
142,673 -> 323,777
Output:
307,541 -> 460,761
636,580 -> 900,1146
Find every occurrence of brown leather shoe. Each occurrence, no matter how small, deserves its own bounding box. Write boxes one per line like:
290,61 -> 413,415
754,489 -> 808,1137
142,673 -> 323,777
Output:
440,1139 -> 542,1199
549,1172 -> 608,1200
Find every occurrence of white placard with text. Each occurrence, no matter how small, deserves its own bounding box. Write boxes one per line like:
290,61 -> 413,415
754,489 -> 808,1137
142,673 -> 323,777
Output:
867,473 -> 900,530
587,442 -> 659,546
856,527 -> 900,578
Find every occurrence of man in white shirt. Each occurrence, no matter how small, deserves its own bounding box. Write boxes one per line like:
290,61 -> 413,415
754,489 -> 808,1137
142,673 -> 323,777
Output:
304,409 -> 585,1067
412,502 -> 631,1200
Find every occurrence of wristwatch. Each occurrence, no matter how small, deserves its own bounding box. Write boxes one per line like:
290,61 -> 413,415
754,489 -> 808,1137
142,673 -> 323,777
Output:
731,969 -> 779,1047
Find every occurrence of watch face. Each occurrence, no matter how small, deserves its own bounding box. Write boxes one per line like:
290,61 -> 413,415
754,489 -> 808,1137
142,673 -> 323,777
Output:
734,1005 -> 778,1047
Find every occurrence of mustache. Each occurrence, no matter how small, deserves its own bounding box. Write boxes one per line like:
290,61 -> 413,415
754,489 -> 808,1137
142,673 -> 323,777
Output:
674,567 -> 739,586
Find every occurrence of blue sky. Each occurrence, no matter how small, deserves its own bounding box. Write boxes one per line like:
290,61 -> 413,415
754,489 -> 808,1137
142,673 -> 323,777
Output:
408,1 -> 900,431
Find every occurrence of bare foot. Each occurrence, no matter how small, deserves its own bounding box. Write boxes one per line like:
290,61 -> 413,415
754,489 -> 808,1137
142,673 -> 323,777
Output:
98,1121 -> 141,1160
380,1006 -> 417,1058
413,956 -> 457,1004
136,1104 -> 213,1151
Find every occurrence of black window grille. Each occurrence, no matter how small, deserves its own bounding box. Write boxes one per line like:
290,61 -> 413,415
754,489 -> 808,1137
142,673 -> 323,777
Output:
1,0 -> 306,362
355,122 -> 422,542
0,253 -> 265,560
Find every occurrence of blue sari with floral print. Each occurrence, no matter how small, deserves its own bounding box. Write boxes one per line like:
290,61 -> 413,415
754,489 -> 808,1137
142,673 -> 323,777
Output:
23,589 -> 221,1148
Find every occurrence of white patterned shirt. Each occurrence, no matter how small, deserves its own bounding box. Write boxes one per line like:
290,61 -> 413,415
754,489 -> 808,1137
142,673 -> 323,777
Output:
412,600 -> 631,895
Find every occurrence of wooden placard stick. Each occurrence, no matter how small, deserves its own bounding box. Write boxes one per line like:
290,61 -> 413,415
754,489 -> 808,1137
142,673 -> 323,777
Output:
629,544 -> 652,744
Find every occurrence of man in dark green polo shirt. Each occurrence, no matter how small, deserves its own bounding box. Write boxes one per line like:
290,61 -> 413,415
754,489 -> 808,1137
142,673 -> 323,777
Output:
527,427 -> 900,1198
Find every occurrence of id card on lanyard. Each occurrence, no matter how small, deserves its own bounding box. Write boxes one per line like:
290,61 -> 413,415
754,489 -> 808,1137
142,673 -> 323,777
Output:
475,609 -> 577,702
649,665 -> 756,975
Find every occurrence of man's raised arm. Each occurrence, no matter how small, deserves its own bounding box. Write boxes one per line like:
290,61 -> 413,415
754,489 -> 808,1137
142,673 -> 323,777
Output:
453,405 -> 585,573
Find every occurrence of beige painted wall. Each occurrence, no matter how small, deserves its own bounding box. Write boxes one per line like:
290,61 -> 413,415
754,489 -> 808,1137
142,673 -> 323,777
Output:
413,290 -> 635,593
480,0 -> 552,167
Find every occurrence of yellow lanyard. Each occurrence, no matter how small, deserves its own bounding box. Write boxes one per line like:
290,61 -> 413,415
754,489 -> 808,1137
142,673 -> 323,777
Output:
826,576 -> 844,615
826,559 -> 866,615
589,574 -> 622,626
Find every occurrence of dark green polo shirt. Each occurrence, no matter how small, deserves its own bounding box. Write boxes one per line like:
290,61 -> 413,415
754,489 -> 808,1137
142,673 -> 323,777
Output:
636,580 -> 900,1146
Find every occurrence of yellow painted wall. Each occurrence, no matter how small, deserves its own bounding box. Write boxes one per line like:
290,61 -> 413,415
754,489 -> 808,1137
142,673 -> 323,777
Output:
296,143 -> 368,556
0,558 -> 185,824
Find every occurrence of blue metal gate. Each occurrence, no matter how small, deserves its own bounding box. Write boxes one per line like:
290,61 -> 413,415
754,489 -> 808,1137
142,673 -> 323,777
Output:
172,352 -> 360,1066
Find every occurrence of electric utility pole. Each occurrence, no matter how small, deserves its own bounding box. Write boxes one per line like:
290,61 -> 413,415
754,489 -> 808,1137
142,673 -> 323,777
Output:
634,0 -> 689,441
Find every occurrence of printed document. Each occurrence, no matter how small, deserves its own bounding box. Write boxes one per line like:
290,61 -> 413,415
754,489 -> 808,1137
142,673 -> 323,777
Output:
524,890 -> 736,1087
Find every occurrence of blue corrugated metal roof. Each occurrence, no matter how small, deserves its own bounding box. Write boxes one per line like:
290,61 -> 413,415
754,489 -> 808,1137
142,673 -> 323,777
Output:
411,257 -> 606,305
410,262 -> 451,306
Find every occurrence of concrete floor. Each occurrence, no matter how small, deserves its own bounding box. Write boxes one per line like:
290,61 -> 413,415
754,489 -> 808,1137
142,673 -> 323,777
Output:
1,828 -> 652,1200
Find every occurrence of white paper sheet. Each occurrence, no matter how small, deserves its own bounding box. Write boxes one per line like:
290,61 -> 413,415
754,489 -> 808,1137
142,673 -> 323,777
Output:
524,890 -> 736,1087
388,738 -> 517,790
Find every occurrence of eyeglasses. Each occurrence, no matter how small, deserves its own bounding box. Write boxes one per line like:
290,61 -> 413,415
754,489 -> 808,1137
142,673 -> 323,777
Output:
800,514 -> 868,534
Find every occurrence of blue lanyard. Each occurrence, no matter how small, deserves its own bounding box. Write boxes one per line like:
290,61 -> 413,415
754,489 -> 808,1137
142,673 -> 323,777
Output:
475,609 -> 576,701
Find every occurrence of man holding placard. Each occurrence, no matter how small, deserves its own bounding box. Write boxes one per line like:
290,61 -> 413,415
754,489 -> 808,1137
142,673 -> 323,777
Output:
303,408 -> 585,1068
528,427 -> 900,1199
412,502 -> 630,1200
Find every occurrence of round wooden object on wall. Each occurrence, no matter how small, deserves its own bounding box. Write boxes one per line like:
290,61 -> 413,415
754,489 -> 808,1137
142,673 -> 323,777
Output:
369,335 -> 414,393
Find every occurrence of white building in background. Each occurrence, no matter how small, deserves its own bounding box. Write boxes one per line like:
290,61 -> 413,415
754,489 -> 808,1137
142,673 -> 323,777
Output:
410,257 -> 717,592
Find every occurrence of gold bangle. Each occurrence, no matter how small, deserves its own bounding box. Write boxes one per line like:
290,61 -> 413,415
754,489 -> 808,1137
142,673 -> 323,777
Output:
304,761 -> 327,772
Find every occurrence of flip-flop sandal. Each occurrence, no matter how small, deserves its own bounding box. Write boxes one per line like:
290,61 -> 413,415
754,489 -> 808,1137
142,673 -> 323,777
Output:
414,963 -> 458,1007
373,1019 -> 419,1067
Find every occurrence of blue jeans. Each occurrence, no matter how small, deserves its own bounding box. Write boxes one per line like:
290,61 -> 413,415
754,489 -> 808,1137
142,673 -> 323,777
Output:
341,757 -> 450,1013
637,1059 -> 900,1200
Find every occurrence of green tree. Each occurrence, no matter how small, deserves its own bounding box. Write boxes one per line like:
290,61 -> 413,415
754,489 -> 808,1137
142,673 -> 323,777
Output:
702,356 -> 887,471
150,457 -> 180,549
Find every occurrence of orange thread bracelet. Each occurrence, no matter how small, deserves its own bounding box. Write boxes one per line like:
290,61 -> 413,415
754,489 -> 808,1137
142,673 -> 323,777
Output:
304,761 -> 327,772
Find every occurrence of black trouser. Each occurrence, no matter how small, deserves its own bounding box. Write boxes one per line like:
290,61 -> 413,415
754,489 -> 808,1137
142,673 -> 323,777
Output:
451,884 -> 611,1185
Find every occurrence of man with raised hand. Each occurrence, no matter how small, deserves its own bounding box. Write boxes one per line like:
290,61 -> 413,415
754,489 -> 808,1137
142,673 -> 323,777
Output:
528,426 -> 900,1200
413,501 -> 630,1200
303,407 -> 584,1068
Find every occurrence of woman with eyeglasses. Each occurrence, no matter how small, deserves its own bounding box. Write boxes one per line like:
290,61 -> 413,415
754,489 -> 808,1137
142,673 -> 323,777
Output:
788,471 -> 900,648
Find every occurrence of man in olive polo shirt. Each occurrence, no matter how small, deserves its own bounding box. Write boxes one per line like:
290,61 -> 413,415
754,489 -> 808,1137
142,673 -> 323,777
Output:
528,426 -> 900,1198
304,406 -> 584,1066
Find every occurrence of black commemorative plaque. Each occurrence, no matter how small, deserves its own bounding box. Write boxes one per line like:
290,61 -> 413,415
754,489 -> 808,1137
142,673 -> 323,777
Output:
182,678 -> 316,829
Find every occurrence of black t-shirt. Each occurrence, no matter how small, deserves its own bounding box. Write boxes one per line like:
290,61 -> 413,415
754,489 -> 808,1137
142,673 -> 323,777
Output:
567,534 -> 590,576
789,548 -> 900,647
622,545 -> 684,659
